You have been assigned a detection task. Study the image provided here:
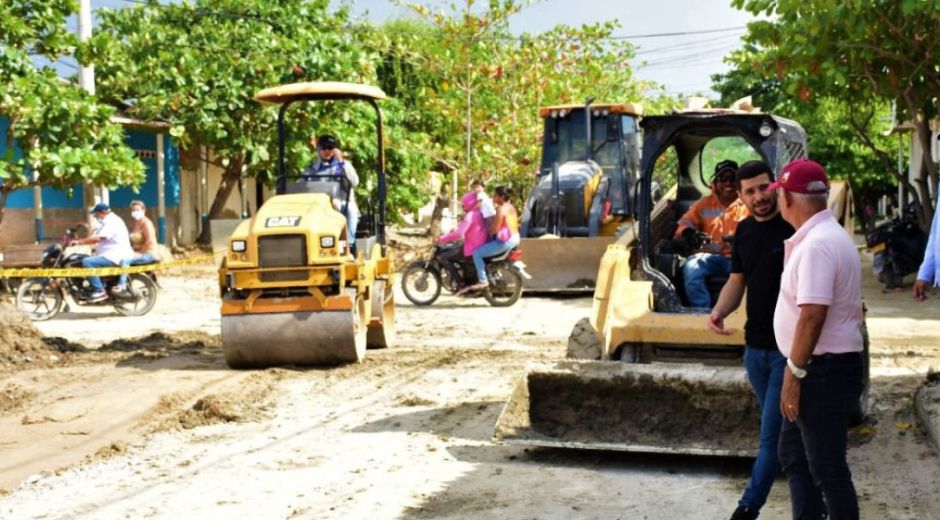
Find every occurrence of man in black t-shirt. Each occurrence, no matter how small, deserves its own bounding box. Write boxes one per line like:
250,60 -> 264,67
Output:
707,160 -> 795,520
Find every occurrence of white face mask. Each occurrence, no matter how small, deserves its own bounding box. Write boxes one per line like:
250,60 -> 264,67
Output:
131,209 -> 144,220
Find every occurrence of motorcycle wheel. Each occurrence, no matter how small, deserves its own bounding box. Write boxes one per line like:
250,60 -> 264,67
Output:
483,263 -> 523,307
112,273 -> 158,316
400,264 -> 442,306
15,277 -> 63,321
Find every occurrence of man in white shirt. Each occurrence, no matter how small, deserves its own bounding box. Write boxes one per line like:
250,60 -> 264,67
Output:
70,203 -> 133,302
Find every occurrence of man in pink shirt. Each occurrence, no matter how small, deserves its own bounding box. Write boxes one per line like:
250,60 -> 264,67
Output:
770,159 -> 864,520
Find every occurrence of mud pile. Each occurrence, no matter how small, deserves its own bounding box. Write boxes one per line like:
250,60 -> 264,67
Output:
0,302 -> 56,369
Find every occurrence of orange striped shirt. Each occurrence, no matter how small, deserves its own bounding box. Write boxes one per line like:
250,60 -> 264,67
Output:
674,194 -> 749,256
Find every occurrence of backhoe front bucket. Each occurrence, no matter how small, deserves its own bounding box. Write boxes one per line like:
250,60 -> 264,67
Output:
519,237 -> 616,292
493,361 -> 760,457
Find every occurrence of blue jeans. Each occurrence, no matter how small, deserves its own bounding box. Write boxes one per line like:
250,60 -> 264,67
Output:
778,353 -> 863,520
118,253 -> 160,286
740,346 -> 787,512
81,255 -> 119,292
472,235 -> 520,284
682,252 -> 731,308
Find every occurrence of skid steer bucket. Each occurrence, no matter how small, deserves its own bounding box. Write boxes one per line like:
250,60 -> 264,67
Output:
493,361 -> 760,457
519,236 -> 616,292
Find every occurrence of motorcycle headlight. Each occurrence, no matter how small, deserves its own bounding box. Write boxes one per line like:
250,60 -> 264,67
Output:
320,236 -> 335,249
230,240 -> 246,253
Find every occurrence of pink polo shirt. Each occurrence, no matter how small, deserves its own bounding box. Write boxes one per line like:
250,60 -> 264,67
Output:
774,209 -> 864,357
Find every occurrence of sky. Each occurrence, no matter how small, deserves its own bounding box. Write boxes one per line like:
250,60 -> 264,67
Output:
49,0 -> 754,98
344,0 -> 757,97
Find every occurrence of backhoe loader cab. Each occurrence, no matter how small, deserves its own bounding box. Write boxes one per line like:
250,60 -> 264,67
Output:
218,82 -> 395,368
518,102 -> 643,291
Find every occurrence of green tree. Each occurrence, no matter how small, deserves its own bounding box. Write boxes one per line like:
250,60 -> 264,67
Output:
87,0 -> 431,241
380,0 -> 651,196
712,52 -> 899,227
730,0 -> 940,224
0,0 -> 144,229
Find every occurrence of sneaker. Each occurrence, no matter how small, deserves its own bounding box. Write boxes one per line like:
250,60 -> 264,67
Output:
466,282 -> 489,292
730,505 -> 758,520
111,285 -> 127,294
85,289 -> 108,303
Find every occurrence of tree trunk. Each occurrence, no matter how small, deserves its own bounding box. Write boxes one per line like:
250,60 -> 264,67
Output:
0,188 -> 10,230
427,190 -> 451,240
912,116 -> 938,225
196,154 -> 244,244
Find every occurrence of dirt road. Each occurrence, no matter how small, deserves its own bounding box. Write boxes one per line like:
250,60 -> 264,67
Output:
0,260 -> 938,519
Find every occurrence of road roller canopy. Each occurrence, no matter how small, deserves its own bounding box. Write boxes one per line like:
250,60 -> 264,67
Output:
254,82 -> 388,104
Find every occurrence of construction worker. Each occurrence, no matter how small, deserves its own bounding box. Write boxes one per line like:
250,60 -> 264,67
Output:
708,160 -> 795,520
674,160 -> 750,308
303,134 -> 359,243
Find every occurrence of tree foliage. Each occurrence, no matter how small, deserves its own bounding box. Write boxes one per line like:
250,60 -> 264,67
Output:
729,0 -> 940,223
376,0 -> 652,197
0,0 -> 144,227
87,0 -> 433,238
712,53 -> 899,225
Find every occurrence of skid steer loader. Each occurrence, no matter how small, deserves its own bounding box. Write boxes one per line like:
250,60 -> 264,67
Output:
495,107 -> 869,456
518,101 -> 642,291
218,82 -> 395,368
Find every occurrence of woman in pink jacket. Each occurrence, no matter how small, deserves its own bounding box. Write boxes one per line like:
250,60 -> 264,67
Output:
438,192 -> 489,290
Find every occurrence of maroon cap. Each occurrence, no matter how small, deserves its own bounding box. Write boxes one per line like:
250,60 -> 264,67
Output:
767,158 -> 829,194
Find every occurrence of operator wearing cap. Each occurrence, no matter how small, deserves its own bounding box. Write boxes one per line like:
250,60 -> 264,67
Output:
302,134 -> 360,242
771,159 -> 864,520
70,203 -> 134,302
674,160 -> 750,308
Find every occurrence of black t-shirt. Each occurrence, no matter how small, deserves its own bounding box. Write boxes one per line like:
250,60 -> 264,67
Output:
730,213 -> 795,350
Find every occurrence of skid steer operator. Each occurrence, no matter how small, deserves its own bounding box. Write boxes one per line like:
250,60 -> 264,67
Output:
303,134 -> 360,243
674,160 -> 749,308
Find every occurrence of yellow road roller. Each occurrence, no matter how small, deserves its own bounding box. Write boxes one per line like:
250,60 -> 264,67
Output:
219,82 -> 395,368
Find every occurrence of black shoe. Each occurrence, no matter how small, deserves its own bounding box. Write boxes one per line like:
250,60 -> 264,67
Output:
730,505 -> 758,520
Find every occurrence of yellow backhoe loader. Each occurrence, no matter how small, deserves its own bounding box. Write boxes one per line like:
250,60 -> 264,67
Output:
519,100 -> 643,291
495,106 -> 868,456
218,82 -> 395,368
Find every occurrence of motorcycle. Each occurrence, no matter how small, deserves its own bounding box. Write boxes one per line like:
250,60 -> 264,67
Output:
15,228 -> 159,320
400,243 -> 530,307
865,204 -> 928,289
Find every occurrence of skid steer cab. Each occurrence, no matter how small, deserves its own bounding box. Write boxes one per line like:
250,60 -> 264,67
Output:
218,82 -> 395,369
495,104 -> 870,457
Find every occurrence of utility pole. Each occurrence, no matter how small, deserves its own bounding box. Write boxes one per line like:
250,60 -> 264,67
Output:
78,0 -> 108,206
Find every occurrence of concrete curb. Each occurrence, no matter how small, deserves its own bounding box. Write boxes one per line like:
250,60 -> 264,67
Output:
914,383 -> 940,457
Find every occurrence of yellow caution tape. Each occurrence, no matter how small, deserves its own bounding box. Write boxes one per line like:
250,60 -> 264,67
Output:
0,253 -> 218,278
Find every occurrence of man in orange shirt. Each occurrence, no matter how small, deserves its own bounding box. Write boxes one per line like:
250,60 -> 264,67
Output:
674,160 -> 749,307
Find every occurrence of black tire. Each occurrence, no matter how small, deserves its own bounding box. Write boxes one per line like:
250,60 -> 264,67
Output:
112,273 -> 158,316
15,277 -> 63,321
849,323 -> 871,426
566,317 -> 602,360
400,263 -> 442,306
483,262 -> 523,307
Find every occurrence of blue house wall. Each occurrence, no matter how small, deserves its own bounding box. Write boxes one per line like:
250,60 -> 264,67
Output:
1,116 -> 179,242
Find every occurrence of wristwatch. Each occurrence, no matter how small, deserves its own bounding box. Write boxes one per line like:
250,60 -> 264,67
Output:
787,358 -> 807,379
